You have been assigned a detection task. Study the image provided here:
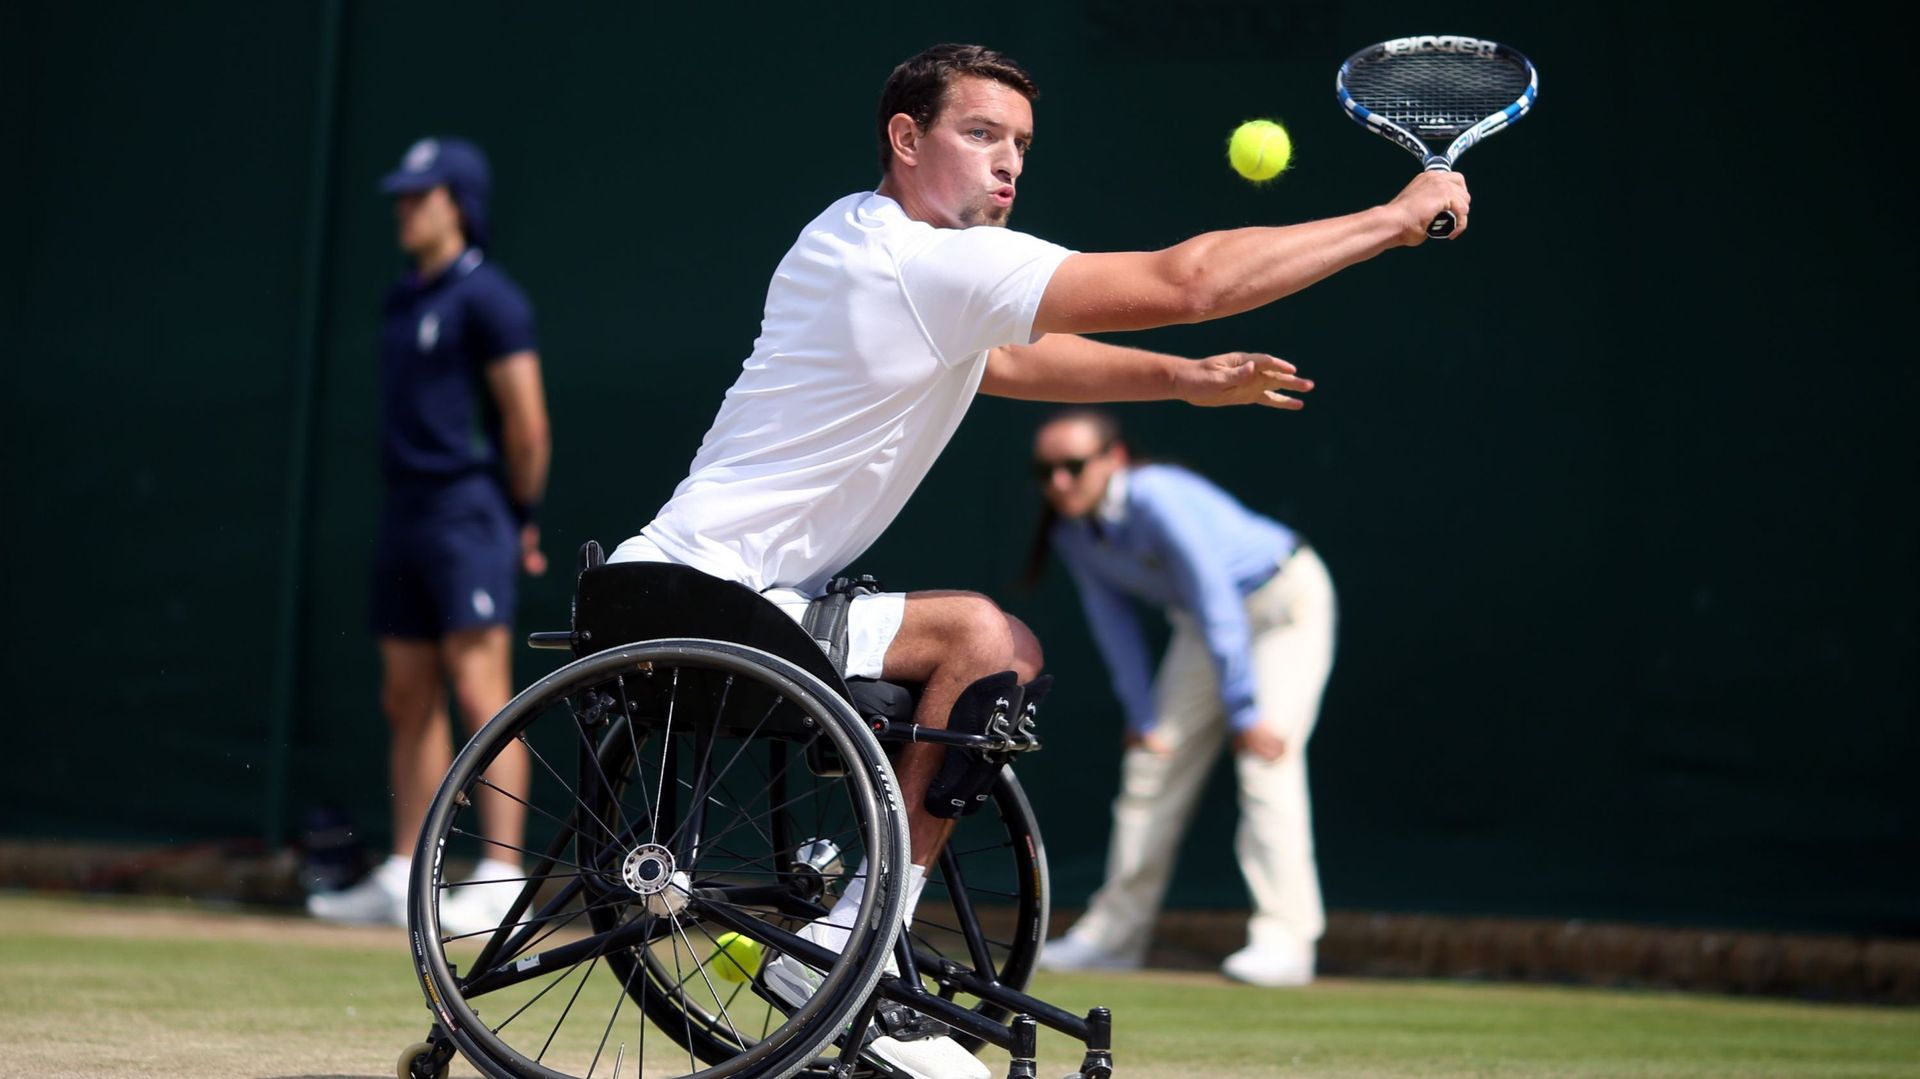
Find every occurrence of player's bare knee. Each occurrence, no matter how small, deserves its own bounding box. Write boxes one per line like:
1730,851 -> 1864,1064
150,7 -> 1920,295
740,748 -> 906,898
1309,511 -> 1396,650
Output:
1008,613 -> 1045,682
947,592 -> 1021,670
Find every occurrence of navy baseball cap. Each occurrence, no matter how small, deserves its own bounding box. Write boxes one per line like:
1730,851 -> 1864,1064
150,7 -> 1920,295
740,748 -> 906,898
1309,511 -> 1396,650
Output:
381,136 -> 493,247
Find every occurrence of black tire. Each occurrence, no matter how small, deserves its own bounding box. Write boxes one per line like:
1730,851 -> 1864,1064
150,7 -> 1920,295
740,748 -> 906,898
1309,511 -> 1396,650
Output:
407,639 -> 910,1079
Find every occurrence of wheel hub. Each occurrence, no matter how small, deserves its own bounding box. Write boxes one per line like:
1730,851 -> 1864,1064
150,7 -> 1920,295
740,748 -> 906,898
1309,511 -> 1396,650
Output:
622,843 -> 691,915
622,843 -> 675,895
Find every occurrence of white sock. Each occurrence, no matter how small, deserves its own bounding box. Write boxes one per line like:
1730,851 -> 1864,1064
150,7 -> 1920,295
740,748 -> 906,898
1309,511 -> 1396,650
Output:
814,859 -> 932,947
903,863 -> 928,927
809,859 -> 867,952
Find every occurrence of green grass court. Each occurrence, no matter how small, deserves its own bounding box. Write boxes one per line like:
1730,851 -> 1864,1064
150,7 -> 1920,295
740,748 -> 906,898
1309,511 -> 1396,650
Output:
1,893 -> 1914,1078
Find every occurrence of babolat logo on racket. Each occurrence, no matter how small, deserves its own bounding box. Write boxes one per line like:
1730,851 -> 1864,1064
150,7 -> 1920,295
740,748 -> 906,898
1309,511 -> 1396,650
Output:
1384,35 -> 1497,56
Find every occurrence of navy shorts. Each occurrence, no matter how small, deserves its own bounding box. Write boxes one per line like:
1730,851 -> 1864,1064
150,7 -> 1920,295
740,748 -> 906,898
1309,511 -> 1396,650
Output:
369,477 -> 518,640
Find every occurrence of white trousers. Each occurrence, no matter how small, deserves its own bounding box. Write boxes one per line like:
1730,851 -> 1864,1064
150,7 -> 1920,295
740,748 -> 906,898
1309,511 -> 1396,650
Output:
1067,545 -> 1337,959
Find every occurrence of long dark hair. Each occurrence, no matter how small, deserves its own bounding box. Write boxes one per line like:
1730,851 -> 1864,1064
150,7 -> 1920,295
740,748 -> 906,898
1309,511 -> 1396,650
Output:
1023,408 -> 1125,589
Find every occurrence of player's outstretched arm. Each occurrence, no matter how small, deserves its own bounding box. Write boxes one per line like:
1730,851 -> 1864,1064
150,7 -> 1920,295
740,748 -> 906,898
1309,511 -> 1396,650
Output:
1031,171 -> 1468,337
983,335 -> 1313,409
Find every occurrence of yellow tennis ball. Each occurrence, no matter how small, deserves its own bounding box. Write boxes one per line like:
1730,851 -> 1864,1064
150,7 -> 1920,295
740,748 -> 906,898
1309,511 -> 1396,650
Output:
710,932 -> 762,984
1228,119 -> 1293,182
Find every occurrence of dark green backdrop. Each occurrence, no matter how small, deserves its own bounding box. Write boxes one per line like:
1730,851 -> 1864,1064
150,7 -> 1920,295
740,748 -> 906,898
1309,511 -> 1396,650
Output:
4,1 -> 1913,936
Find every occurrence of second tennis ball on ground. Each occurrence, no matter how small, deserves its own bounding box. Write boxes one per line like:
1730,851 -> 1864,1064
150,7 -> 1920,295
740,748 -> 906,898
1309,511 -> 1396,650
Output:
1229,119 -> 1293,182
711,931 -> 763,983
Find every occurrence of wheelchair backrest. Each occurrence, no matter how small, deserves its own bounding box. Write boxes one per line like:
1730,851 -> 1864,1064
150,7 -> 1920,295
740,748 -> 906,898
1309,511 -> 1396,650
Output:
572,561 -> 849,701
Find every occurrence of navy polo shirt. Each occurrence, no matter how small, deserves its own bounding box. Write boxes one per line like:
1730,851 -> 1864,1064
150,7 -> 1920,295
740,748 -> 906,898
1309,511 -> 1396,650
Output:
379,248 -> 538,490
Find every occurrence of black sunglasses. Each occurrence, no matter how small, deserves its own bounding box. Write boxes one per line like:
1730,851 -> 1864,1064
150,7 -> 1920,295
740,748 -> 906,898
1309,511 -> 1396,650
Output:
1032,444 -> 1111,483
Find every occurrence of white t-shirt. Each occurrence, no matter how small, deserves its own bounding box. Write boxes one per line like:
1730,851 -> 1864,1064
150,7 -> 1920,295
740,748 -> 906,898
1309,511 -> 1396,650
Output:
623,192 -> 1074,594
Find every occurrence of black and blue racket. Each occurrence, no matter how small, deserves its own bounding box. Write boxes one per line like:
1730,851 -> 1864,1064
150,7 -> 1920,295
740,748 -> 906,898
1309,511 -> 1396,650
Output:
1336,35 -> 1538,238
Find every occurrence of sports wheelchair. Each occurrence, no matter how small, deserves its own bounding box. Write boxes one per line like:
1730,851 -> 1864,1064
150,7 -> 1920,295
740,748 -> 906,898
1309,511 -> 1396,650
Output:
398,544 -> 1116,1079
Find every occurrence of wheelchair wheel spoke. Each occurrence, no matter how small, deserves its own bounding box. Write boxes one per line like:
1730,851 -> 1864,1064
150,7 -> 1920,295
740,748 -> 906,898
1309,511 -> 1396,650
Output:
471,774 -> 609,847
611,674 -> 656,850
945,839 -> 1016,859
649,667 -> 680,848
444,828 -> 599,878
662,910 -> 700,1076
667,914 -> 747,1048
537,954 -> 603,1063
587,935 -> 647,1079
908,918 -> 1015,954
660,691 -> 785,856
519,732 -> 624,846
694,778 -> 861,865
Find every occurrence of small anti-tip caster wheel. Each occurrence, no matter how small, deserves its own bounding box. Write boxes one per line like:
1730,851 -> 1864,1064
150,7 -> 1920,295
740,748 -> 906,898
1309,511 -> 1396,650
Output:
397,1040 -> 450,1079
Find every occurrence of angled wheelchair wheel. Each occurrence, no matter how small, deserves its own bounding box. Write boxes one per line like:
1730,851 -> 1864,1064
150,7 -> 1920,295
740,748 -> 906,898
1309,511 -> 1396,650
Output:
636,765 -> 1050,1070
905,767 -> 1048,1050
407,639 -> 910,1079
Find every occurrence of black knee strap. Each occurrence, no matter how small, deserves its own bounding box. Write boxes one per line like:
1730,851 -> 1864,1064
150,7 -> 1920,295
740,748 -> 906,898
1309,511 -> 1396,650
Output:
924,671 -> 1022,819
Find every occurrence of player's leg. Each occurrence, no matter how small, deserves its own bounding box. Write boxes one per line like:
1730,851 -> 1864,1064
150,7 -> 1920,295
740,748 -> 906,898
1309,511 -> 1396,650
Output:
1225,545 -> 1337,987
766,590 -> 1035,1079
1045,614 -> 1226,969
774,588 -> 1040,946
880,590 -> 1044,867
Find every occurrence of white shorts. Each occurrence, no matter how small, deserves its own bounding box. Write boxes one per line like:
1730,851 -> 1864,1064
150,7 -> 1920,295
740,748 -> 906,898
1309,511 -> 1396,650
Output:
606,535 -> 906,680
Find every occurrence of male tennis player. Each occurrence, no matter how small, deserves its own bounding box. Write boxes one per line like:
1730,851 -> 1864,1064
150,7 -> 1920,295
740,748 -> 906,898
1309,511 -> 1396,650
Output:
610,44 -> 1466,1078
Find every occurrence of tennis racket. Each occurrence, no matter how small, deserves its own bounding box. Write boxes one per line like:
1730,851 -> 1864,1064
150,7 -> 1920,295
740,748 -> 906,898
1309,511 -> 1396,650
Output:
1336,35 -> 1538,238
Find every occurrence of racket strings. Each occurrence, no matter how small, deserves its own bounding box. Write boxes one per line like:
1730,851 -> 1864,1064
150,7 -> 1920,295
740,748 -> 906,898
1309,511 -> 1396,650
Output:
1344,54 -> 1531,134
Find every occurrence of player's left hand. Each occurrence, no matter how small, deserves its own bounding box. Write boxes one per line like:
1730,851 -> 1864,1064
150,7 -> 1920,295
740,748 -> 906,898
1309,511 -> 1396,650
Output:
521,524 -> 548,577
1178,352 -> 1313,409
1233,723 -> 1288,762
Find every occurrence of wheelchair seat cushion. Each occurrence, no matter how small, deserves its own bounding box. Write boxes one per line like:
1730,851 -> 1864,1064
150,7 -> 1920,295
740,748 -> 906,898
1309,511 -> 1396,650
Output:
847,678 -> 918,724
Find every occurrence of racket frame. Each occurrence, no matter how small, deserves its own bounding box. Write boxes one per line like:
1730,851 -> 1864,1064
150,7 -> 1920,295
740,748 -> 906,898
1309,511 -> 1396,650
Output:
1335,34 -> 1537,235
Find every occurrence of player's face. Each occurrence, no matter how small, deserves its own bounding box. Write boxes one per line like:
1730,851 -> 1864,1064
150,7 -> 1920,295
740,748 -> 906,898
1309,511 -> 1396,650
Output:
915,76 -> 1033,228
1034,420 -> 1123,519
394,185 -> 462,255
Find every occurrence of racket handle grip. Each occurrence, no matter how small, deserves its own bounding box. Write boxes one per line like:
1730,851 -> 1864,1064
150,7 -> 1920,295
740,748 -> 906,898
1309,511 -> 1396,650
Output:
1421,156 -> 1457,239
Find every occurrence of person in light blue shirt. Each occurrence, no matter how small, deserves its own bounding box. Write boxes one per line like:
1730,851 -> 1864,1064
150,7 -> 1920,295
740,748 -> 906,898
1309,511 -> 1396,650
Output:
1030,408 -> 1337,987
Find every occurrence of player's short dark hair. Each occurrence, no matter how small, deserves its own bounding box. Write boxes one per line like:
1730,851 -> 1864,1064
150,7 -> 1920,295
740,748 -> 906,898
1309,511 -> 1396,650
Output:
876,44 -> 1039,175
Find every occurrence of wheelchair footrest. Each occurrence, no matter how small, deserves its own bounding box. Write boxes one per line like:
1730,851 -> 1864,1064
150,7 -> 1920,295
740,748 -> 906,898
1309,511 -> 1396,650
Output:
874,1000 -> 951,1042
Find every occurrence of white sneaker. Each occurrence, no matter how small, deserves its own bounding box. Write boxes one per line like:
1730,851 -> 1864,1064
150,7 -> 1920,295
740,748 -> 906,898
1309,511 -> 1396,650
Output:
868,1030 -> 989,1079
1036,934 -> 1143,973
438,858 -> 525,939
1221,944 -> 1315,987
762,923 -> 985,1079
307,858 -> 406,927
760,948 -> 827,1008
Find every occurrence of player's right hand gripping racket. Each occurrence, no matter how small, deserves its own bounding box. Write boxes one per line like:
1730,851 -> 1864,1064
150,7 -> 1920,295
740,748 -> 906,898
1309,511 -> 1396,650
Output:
1336,35 -> 1538,238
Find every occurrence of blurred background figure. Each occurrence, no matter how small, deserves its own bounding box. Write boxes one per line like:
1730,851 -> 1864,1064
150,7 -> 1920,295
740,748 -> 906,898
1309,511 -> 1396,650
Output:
306,137 -> 550,935
1028,408 -> 1336,987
